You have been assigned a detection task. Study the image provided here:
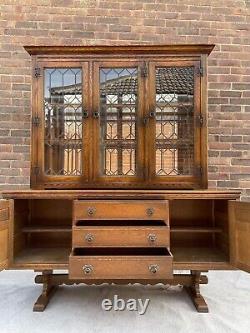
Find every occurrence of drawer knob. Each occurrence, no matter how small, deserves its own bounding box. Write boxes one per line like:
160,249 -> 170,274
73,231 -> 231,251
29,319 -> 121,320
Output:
148,233 -> 157,243
87,207 -> 96,216
83,264 -> 93,275
146,208 -> 154,216
149,264 -> 159,274
85,233 -> 94,243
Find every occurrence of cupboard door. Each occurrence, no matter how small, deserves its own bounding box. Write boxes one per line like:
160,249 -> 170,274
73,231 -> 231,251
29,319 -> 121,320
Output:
147,60 -> 204,188
229,201 -> 250,273
0,200 -> 9,271
92,61 -> 145,186
33,62 -> 90,188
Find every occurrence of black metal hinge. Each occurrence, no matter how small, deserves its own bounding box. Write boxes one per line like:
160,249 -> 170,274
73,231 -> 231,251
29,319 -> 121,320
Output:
196,66 -> 204,77
34,67 -> 41,78
141,62 -> 148,77
196,114 -> 204,127
32,116 -> 40,127
32,166 -> 40,176
195,166 -> 203,176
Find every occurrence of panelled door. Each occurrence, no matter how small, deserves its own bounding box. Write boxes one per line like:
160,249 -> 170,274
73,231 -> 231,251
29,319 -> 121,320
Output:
0,200 -> 9,271
229,201 -> 250,273
92,60 -> 145,186
34,61 -> 90,188
146,60 -> 202,188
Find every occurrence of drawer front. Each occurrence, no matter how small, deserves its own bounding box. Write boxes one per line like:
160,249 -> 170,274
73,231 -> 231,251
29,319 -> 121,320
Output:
73,226 -> 169,247
69,254 -> 173,280
73,200 -> 169,221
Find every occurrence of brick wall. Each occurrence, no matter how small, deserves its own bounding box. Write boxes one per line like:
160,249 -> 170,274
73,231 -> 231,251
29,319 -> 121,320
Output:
0,0 -> 250,199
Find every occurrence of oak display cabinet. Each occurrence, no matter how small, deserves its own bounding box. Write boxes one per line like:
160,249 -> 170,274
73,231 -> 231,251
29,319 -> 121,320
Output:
0,45 -> 249,312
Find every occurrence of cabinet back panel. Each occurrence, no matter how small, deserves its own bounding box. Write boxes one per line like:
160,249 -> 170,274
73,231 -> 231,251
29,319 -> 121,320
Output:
13,199 -> 72,262
28,233 -> 71,248
30,199 -> 72,226
170,199 -> 230,262
171,233 -> 213,247
13,200 -> 29,256
169,200 -> 213,227
214,200 -> 229,257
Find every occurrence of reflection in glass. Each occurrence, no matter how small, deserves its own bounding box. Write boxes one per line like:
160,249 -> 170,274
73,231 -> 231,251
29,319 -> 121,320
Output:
44,68 -> 82,175
155,67 -> 194,176
99,68 -> 138,176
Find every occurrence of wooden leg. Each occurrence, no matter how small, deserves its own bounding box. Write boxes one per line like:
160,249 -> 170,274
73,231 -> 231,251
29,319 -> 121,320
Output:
32,271 -> 209,312
184,270 -> 209,313
33,270 -> 58,312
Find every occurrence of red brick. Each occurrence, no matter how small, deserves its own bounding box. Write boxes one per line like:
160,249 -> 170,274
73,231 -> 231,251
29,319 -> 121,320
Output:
220,136 -> 242,143
217,181 -> 239,187
109,25 -> 131,33
221,105 -> 241,112
232,159 -> 250,166
220,90 -> 242,97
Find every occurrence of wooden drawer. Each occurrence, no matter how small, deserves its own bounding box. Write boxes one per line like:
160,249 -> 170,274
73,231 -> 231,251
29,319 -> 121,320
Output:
72,225 -> 170,247
73,200 -> 169,221
69,247 -> 173,280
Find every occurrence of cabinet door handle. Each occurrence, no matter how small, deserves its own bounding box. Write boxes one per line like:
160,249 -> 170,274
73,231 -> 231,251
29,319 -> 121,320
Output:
85,233 -> 94,243
83,264 -> 93,275
83,110 -> 89,118
148,233 -> 157,243
93,111 -> 100,119
149,111 -> 155,118
87,207 -> 96,216
146,208 -> 154,216
143,111 -> 155,125
149,264 -> 159,274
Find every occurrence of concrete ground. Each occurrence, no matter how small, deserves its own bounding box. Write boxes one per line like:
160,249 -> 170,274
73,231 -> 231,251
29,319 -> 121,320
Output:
0,270 -> 249,333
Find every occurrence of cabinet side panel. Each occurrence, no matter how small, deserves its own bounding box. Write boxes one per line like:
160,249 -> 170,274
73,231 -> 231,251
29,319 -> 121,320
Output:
214,200 -> 230,260
0,200 -> 10,270
229,201 -> 250,273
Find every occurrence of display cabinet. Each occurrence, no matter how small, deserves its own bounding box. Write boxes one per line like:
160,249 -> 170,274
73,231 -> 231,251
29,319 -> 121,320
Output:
27,45 -> 212,189
1,45 -> 249,313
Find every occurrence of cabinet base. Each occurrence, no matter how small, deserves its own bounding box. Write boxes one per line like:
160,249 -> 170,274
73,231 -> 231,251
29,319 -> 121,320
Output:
33,270 -> 208,312
33,270 -> 58,312
184,271 -> 209,313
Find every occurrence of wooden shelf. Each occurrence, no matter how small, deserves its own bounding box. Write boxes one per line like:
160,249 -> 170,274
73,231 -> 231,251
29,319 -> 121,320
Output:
22,226 -> 71,233
172,247 -> 228,263
171,227 -> 223,233
14,247 -> 70,264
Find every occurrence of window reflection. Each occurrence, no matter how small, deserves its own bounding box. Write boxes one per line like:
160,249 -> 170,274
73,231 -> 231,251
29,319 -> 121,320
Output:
99,68 -> 138,176
44,68 -> 83,176
155,67 -> 194,176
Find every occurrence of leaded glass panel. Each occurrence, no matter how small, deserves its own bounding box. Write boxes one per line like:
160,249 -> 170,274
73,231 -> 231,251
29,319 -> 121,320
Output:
44,68 -> 82,176
154,66 -> 194,176
99,68 -> 138,176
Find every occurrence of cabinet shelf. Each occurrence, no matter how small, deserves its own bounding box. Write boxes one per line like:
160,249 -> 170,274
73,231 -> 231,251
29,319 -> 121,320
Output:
172,247 -> 228,263
171,227 -> 223,233
22,226 -> 71,233
14,247 -> 70,265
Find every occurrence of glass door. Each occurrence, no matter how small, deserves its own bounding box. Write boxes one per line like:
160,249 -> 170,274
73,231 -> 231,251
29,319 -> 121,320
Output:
146,60 -> 202,187
92,61 -> 145,186
35,61 -> 90,188
33,57 -> 204,189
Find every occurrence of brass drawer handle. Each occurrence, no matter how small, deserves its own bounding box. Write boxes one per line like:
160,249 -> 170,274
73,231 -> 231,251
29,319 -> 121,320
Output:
83,264 -> 93,275
149,264 -> 159,274
148,233 -> 157,243
87,207 -> 96,216
85,233 -> 94,243
146,208 -> 154,216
